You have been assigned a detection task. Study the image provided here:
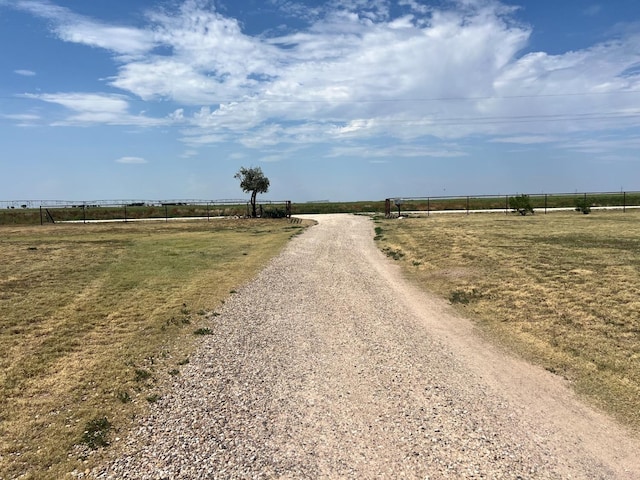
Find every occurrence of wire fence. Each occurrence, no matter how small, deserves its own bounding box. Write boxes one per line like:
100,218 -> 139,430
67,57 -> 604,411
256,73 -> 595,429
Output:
2,190 -> 640,225
0,199 -> 292,225
385,191 -> 640,216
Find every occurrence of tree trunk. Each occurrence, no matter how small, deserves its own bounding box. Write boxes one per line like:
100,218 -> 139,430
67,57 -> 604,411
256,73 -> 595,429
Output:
251,191 -> 257,218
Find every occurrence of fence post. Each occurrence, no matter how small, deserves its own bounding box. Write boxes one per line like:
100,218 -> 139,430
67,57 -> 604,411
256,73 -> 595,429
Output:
40,206 -> 43,225
624,191 -> 627,213
427,197 -> 430,217
83,204 -> 86,224
165,205 -> 168,222
124,205 -> 128,223
207,202 -> 210,221
466,196 -> 470,215
505,195 -> 509,215
545,194 -> 548,214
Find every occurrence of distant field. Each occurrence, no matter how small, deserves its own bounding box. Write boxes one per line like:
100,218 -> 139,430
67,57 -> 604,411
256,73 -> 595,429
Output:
3,192 -> 639,225
375,210 -> 640,430
0,219 -> 309,479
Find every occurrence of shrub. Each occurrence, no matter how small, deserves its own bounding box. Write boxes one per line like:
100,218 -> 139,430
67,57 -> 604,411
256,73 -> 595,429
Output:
262,207 -> 287,218
509,194 -> 534,216
575,197 -> 592,214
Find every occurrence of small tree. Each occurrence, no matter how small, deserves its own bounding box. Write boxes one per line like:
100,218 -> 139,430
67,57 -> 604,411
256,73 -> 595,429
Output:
509,194 -> 534,216
575,196 -> 592,214
234,166 -> 270,218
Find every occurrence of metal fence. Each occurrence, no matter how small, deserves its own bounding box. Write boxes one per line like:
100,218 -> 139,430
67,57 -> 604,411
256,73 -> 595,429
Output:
0,199 -> 292,225
385,191 -> 640,217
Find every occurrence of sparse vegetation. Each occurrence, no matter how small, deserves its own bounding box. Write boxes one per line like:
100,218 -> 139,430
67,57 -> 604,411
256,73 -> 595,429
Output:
449,288 -> 483,305
376,211 -> 640,430
134,368 -> 153,382
0,219 -> 311,479
382,246 -> 405,260
193,328 -> 213,335
81,417 -> 111,450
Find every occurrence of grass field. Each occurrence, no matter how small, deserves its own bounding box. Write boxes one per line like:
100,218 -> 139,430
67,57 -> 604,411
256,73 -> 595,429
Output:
0,219 -> 308,479
375,210 -> 640,430
3,192 -> 639,225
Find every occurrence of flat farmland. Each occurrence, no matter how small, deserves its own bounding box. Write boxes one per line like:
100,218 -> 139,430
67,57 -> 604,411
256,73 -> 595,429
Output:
375,210 -> 640,430
0,219 -> 308,479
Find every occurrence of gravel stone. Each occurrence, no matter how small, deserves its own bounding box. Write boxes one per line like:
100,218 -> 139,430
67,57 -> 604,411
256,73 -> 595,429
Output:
93,214 -> 639,479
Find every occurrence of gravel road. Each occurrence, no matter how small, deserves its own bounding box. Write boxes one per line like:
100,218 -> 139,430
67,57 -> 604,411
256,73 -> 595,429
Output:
94,214 -> 639,479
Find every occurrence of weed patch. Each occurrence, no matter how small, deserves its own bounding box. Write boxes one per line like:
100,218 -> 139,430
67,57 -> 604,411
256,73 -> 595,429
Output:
193,328 -> 213,336
134,368 -> 152,382
81,417 -> 111,450
449,288 -> 483,305
382,247 -> 405,260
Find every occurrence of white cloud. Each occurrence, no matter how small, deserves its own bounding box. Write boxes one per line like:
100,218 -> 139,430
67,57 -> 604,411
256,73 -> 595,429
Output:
28,92 -> 130,113
116,156 -> 147,164
14,69 -> 36,76
259,154 -> 284,163
3,113 -> 40,121
491,135 -> 560,144
327,144 -> 468,159
9,0 -> 640,149
2,113 -> 41,127
180,149 -> 198,158
25,92 -> 173,126
14,0 -> 155,57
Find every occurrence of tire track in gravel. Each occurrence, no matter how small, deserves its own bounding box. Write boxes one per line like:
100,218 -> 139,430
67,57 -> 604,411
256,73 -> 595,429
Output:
95,214 -> 639,479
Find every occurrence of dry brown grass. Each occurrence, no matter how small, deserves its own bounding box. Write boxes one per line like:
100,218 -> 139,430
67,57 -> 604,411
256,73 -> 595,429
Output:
0,219 -> 309,479
375,211 -> 640,430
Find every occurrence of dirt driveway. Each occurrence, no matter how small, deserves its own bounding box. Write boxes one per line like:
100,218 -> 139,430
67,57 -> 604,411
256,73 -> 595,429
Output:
96,214 -> 639,479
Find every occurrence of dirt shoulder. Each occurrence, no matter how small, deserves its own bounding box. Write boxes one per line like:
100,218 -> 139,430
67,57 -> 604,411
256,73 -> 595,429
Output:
95,214 -> 639,479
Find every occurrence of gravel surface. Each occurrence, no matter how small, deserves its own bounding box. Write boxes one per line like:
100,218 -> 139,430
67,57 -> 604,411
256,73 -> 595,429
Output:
93,214 -> 639,479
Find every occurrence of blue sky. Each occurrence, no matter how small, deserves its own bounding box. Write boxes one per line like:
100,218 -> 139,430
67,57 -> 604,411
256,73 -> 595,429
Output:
1,0 -> 639,202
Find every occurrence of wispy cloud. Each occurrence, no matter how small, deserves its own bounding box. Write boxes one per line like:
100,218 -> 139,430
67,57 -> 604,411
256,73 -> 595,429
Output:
115,156 -> 147,164
2,112 -> 41,127
14,69 -> 36,76
584,5 -> 603,17
327,144 -> 468,159
491,135 -> 560,144
13,0 -> 155,57
24,92 -> 175,126
3,113 -> 40,121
